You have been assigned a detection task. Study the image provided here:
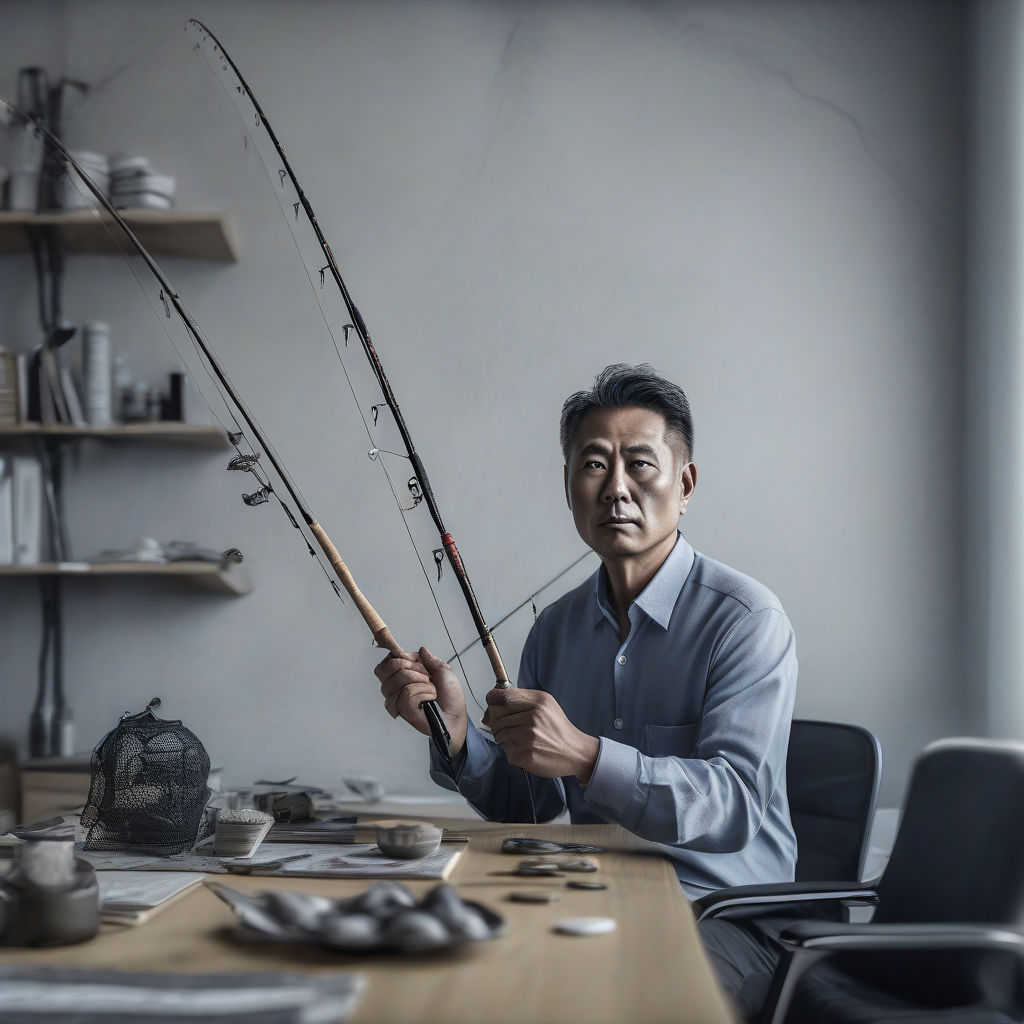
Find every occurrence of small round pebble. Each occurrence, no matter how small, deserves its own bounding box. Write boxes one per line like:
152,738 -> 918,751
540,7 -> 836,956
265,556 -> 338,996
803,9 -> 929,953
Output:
553,916 -> 617,936
515,859 -> 564,876
508,891 -> 559,904
501,838 -> 563,854
566,880 -> 608,891
319,912 -> 381,950
263,890 -> 334,932
382,908 -> 451,949
421,886 -> 490,940
556,857 -> 598,873
347,880 -> 417,918
448,904 -> 492,941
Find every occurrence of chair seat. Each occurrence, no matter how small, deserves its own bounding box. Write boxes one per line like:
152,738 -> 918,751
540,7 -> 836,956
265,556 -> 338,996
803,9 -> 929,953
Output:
786,959 -> 1018,1024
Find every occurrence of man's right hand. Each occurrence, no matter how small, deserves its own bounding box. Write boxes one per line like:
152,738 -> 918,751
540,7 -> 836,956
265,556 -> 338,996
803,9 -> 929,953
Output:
374,646 -> 468,757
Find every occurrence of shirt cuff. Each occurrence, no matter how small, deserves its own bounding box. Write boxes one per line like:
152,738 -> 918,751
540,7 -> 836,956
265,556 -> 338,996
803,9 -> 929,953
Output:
429,734 -> 468,777
582,735 -> 641,818
428,720 -> 496,785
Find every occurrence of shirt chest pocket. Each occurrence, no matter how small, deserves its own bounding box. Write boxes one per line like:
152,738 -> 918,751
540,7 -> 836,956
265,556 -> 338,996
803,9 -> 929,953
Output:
643,722 -> 699,758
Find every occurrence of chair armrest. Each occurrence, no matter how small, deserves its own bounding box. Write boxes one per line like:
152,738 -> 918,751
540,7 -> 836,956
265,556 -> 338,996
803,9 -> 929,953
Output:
779,920 -> 1024,954
763,922 -> 1024,1024
694,881 -> 877,922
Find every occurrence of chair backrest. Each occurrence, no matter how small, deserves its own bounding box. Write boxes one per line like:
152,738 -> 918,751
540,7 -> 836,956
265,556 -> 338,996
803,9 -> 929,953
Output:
875,738 -> 1024,925
787,719 -> 882,883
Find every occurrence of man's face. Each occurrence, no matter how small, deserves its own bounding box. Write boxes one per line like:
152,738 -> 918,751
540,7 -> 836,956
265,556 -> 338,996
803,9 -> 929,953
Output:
565,406 -> 696,568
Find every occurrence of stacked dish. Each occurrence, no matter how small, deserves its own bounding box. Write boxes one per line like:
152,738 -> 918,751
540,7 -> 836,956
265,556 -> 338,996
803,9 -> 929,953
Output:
374,820 -> 443,860
214,808 -> 274,858
110,155 -> 176,210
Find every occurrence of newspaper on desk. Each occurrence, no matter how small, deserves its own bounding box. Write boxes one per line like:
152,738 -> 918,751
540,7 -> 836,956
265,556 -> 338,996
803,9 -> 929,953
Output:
0,967 -> 364,1023
5,811 -> 462,879
81,840 -> 463,880
96,871 -> 204,924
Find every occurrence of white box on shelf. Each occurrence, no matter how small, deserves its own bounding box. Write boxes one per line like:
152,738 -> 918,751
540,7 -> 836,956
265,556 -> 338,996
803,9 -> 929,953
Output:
12,455 -> 42,564
0,349 -> 17,426
15,353 -> 28,423
82,322 -> 112,425
0,456 -> 13,565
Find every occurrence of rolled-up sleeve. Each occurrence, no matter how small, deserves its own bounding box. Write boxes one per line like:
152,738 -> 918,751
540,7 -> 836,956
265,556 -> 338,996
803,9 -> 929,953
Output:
582,606 -> 797,852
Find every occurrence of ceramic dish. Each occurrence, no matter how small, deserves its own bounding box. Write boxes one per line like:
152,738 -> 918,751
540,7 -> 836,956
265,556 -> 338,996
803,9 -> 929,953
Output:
207,880 -> 504,954
374,820 -> 443,860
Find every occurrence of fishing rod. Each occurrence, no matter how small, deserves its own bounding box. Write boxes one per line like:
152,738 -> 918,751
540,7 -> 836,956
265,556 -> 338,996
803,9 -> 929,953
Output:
0,95 -> 458,763
186,20 -> 514,699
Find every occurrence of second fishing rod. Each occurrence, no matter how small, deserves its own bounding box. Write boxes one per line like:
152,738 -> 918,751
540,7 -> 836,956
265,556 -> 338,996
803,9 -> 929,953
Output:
188,20 -> 513,696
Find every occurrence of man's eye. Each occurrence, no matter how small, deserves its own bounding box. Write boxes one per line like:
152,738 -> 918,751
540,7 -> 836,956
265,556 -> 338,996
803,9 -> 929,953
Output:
632,460 -> 652,469
584,460 -> 603,469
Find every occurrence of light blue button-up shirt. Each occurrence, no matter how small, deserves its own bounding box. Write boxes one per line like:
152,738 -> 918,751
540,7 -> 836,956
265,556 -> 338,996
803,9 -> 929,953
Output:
430,532 -> 798,898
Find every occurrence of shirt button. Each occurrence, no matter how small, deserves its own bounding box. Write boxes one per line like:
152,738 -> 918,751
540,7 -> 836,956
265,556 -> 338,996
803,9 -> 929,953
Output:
617,655 -> 627,665
613,718 -> 624,730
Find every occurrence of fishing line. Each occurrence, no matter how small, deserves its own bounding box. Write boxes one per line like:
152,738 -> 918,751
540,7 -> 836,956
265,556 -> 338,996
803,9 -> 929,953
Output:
193,43 -> 493,709
447,549 -> 596,663
187,22 -> 514,720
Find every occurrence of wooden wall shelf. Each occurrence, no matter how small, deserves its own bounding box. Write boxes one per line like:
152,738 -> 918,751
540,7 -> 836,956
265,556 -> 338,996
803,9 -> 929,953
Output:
0,561 -> 250,595
0,423 -> 228,448
0,210 -> 240,262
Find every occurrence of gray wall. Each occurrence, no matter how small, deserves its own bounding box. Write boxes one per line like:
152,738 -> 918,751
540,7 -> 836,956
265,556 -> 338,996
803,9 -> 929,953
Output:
0,0 -> 968,806
967,0 -> 1024,743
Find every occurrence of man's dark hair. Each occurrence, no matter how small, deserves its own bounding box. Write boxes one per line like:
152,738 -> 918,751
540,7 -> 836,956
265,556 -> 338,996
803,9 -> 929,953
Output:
559,363 -> 694,463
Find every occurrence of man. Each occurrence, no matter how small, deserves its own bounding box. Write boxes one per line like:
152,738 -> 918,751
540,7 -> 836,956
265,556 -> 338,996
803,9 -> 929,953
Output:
376,363 -> 797,1016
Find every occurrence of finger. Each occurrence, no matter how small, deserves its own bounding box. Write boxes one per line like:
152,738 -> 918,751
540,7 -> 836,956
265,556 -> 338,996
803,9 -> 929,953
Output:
486,686 -> 525,707
380,666 -> 430,701
383,678 -> 431,719
375,654 -> 428,684
492,720 -> 540,750
490,710 -> 535,738
380,669 -> 431,714
418,646 -> 449,673
394,680 -> 439,720
484,701 -> 522,729
374,654 -> 418,682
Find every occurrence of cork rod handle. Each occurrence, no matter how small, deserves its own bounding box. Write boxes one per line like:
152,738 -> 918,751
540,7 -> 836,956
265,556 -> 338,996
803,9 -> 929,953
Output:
308,521 -> 398,654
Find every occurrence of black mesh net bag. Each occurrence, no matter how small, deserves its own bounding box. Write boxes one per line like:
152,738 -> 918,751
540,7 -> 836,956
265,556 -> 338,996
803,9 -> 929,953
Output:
81,698 -> 212,856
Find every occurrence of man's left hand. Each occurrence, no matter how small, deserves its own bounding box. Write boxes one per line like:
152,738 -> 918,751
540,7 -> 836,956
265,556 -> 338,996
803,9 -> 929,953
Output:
484,688 -> 600,783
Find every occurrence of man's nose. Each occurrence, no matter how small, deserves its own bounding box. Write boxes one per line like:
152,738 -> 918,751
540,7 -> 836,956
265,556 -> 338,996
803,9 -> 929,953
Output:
602,464 -> 630,502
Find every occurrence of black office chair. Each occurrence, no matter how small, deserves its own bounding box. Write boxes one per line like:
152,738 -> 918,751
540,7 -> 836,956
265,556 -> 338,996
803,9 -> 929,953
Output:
753,738 -> 1024,1023
694,719 -> 882,923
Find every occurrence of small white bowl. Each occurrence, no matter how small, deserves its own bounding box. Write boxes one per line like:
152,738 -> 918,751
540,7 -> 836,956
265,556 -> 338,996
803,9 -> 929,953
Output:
375,820 -> 442,860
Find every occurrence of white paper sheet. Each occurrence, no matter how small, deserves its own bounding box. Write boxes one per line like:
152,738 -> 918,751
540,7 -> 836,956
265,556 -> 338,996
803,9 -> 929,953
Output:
80,841 -> 462,880
96,871 -> 203,910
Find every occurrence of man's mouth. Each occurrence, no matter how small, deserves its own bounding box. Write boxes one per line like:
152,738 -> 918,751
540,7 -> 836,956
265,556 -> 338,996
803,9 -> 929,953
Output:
600,516 -> 638,527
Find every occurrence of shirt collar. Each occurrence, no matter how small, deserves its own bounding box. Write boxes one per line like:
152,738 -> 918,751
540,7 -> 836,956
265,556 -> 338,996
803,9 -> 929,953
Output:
593,531 -> 696,631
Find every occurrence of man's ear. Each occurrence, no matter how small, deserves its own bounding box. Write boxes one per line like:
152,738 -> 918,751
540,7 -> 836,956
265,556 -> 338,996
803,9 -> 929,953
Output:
564,464 -> 571,510
679,462 -> 698,515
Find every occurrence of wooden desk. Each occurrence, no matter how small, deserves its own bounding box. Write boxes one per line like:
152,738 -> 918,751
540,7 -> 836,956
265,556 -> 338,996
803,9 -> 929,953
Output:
2,823 -> 735,1024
